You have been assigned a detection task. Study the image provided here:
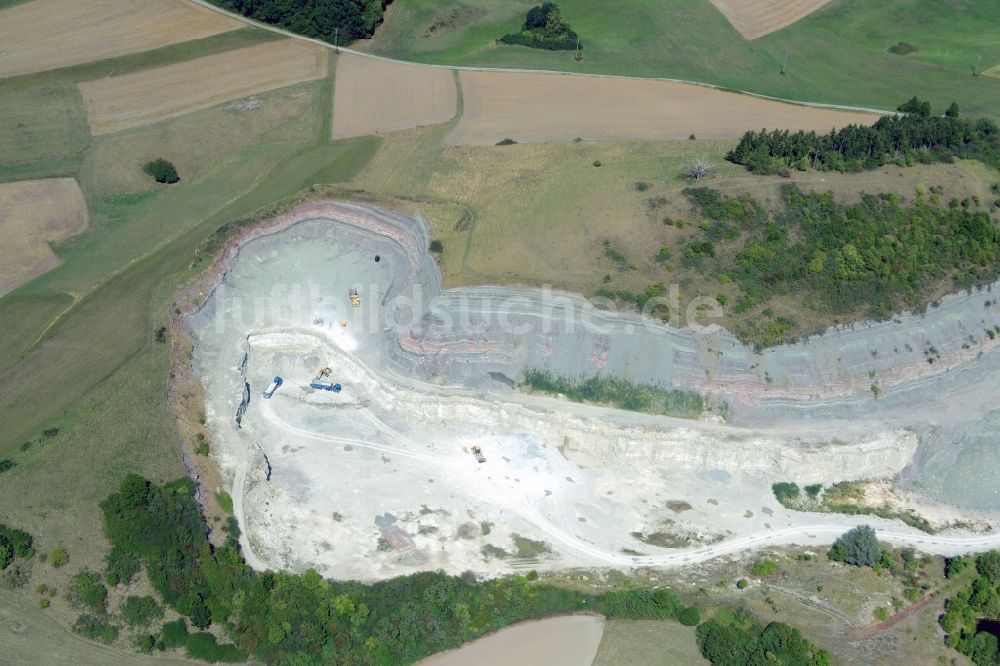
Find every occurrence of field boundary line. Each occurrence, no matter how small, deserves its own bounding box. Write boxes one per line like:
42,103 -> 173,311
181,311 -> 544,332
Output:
185,0 -> 892,117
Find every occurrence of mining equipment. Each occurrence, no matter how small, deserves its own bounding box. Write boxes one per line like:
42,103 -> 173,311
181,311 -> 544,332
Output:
309,367 -> 342,392
263,376 -> 283,398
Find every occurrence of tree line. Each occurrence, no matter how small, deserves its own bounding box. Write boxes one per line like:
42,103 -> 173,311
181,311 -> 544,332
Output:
727,98 -> 999,175
207,0 -> 393,45
99,474 -> 718,664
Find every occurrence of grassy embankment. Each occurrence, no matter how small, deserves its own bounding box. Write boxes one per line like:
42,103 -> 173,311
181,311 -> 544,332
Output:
0,23 -> 379,661
363,0 -> 1000,119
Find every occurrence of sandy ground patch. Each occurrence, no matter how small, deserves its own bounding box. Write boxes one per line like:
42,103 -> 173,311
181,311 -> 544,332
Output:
331,53 -> 457,139
78,39 -> 327,135
417,616 -> 604,666
708,0 -> 834,40
0,0 -> 242,79
983,64 -> 1000,80
0,178 -> 87,296
448,70 -> 877,145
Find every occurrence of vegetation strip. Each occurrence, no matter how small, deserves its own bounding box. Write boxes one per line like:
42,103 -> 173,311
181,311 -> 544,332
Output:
520,369 -> 709,419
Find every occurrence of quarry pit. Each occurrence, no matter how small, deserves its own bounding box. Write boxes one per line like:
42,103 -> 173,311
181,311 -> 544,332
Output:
188,202 -> 1000,580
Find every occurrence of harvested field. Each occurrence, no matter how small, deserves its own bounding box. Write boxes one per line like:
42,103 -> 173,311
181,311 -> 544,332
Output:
707,0 -> 835,40
331,53 -> 457,139
418,616 -> 604,666
448,70 -> 878,145
78,40 -> 327,135
0,0 -> 241,79
0,178 -> 87,296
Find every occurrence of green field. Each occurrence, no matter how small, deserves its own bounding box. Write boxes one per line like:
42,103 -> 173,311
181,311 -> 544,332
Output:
364,0 -> 1000,118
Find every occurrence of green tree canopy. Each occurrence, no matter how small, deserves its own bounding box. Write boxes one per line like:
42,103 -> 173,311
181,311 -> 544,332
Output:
829,525 -> 879,566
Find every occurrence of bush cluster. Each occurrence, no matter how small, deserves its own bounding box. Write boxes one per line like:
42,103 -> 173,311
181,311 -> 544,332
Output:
101,475 -> 713,664
500,3 -> 579,50
697,608 -> 831,665
727,98 -> 999,175
143,159 -> 180,184
941,551 -> 1000,664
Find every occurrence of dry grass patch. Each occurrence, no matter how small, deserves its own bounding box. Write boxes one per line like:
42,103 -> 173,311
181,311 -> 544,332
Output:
449,70 -> 877,145
0,178 -> 87,296
983,64 -> 1000,80
82,81 -> 322,197
0,0 -> 242,79
331,53 -> 457,139
79,40 -> 327,135
707,0 -> 835,40
592,620 -> 706,666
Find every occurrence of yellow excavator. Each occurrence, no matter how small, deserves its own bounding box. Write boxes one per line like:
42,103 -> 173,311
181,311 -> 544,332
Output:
349,289 -> 361,307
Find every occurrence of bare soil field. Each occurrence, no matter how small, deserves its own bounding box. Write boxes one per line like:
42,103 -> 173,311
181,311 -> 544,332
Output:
708,0 -> 835,40
331,53 -> 457,139
448,70 -> 878,145
416,616 -> 604,666
0,0 -> 242,79
0,178 -> 88,296
78,39 -> 327,135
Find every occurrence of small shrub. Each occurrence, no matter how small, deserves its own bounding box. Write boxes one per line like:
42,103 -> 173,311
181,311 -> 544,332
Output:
678,606 -> 700,626
945,555 -> 969,578
873,606 -> 891,622
593,160 -> 602,167
122,595 -> 164,627
143,159 -> 180,184
772,482 -> 800,504
0,459 -> 15,474
73,613 -> 119,644
496,138 -> 517,145
185,632 -> 246,663
887,42 -> 917,55
429,239 -> 444,253
39,598 -> 49,609
750,559 -> 779,577
804,483 -> 823,499
194,443 -> 209,456
160,618 -> 188,648
215,490 -> 233,514
70,571 -> 108,612
49,547 -> 69,568
634,181 -> 650,191
736,578 -> 749,589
